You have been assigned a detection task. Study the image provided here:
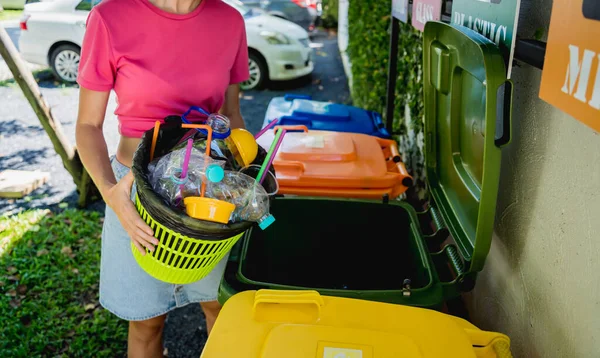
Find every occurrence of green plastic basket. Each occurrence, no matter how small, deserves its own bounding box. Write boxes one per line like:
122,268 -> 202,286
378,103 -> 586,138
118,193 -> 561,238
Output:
132,194 -> 243,284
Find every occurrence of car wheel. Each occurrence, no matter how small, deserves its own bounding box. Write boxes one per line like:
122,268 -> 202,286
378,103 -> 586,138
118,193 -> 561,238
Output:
241,52 -> 268,91
50,44 -> 80,83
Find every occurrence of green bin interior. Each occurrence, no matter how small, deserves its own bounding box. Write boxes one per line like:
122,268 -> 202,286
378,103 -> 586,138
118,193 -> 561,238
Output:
242,199 -> 429,290
219,197 -> 450,309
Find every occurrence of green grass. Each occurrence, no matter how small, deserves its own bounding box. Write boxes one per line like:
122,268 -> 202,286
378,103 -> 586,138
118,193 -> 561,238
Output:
0,9 -> 23,21
0,68 -> 55,88
0,209 -> 127,357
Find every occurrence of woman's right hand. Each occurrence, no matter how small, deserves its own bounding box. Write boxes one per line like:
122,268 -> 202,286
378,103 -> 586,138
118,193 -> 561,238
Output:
104,171 -> 158,255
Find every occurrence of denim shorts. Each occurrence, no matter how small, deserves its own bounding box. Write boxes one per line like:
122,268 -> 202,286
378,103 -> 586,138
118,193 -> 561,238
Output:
99,157 -> 229,321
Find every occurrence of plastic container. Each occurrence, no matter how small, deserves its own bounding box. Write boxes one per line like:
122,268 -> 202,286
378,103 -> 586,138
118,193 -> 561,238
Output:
183,197 -> 235,224
256,128 -> 412,199
219,22 -> 513,307
263,94 -> 391,138
203,290 -> 513,358
131,120 -> 277,285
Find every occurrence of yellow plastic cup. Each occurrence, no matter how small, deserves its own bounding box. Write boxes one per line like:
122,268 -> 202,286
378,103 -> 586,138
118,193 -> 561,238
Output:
183,197 -> 235,224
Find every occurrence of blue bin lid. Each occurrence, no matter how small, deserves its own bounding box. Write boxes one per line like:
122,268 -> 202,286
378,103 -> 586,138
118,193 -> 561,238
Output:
290,100 -> 351,123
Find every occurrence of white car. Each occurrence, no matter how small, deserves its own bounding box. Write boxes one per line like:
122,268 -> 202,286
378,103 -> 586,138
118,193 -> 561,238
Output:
18,0 -> 313,90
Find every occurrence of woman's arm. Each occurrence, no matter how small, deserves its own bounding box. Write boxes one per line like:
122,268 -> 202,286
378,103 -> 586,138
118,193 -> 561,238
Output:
76,88 -> 156,253
219,84 -> 246,129
76,88 -> 116,195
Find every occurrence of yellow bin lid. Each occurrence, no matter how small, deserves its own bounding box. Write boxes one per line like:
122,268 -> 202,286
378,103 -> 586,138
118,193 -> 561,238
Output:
202,290 -> 512,358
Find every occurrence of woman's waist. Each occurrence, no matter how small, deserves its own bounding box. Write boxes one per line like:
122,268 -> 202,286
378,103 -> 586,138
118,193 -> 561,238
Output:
115,136 -> 142,168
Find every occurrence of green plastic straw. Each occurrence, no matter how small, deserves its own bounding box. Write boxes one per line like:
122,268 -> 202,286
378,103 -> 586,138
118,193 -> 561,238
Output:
256,128 -> 284,184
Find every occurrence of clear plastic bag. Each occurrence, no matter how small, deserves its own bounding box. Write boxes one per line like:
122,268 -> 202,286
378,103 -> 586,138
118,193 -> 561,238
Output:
205,171 -> 271,224
148,146 -> 226,208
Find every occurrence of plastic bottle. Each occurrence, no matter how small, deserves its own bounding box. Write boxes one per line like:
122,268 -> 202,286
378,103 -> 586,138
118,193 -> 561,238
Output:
148,146 -> 226,208
206,114 -> 231,159
205,170 -> 275,229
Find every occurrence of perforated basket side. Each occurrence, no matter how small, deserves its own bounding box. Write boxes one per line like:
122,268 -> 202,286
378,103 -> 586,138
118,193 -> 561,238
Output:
132,195 -> 244,284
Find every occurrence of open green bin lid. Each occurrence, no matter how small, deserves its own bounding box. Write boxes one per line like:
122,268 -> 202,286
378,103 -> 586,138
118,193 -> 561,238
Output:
423,22 -> 512,274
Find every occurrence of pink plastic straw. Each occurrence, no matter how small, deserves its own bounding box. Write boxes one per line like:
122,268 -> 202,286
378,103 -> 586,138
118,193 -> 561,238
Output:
254,118 -> 279,140
181,138 -> 194,179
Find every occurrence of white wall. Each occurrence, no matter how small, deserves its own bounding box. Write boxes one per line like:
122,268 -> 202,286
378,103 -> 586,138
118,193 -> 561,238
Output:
467,1 -> 600,356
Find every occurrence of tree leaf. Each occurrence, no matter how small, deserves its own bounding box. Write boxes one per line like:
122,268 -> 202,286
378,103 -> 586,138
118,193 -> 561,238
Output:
9,299 -> 21,309
36,249 -> 49,257
61,246 -> 73,255
16,284 -> 27,295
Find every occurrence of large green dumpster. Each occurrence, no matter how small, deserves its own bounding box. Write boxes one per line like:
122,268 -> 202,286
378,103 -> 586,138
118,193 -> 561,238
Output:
219,21 -> 513,309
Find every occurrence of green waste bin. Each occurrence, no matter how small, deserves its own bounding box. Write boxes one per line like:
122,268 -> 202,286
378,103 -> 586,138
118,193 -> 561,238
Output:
219,21 -> 513,309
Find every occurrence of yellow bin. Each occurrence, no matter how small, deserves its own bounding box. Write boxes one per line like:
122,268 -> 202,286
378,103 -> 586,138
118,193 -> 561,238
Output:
202,290 -> 512,358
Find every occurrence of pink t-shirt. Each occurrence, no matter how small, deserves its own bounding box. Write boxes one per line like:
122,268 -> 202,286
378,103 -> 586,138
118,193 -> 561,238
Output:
77,0 -> 249,138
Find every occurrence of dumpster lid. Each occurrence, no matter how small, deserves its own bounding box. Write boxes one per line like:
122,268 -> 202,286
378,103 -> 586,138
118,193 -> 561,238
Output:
423,22 -> 511,273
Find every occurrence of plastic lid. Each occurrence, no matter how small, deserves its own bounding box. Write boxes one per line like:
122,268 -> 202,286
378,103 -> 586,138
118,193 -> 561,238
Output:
228,129 -> 259,167
291,100 -> 350,122
258,214 -> 275,230
423,22 -> 511,274
205,165 -> 224,183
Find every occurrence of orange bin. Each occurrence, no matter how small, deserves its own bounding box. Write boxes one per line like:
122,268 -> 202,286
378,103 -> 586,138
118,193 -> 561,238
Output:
256,127 -> 412,199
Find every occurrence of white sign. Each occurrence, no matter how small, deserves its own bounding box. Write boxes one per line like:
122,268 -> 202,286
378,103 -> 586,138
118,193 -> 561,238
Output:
392,0 -> 409,23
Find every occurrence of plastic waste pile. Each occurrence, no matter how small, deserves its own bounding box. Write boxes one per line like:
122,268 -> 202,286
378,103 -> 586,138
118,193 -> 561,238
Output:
147,111 -> 277,230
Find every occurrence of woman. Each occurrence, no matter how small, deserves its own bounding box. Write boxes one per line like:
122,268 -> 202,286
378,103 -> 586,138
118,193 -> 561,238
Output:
75,0 -> 249,355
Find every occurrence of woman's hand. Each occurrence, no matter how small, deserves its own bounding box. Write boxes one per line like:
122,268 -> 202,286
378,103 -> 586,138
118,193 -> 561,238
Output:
104,172 -> 158,255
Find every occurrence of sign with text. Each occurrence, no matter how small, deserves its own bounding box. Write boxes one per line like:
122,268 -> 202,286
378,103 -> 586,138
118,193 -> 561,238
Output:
411,0 -> 442,32
451,0 -> 521,78
539,0 -> 600,132
392,0 -> 409,23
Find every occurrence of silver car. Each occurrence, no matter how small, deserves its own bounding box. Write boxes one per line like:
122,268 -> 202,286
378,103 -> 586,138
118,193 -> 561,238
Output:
238,0 -> 319,32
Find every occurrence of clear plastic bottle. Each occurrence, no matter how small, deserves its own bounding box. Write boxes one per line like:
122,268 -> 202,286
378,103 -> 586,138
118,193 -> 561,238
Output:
206,114 -> 231,159
205,170 -> 275,229
148,147 -> 226,208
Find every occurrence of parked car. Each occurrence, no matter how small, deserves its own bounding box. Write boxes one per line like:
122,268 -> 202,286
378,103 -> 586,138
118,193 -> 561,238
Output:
0,0 -> 25,10
18,0 -> 313,90
238,0 -> 320,32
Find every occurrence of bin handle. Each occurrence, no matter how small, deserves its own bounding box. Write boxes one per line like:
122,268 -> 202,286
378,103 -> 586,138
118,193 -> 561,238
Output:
494,80 -> 512,148
181,106 -> 211,122
465,328 -> 513,358
273,125 -> 309,133
253,289 -> 324,317
386,140 -> 413,187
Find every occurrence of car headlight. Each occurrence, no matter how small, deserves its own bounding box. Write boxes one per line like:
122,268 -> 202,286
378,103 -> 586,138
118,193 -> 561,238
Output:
260,31 -> 290,45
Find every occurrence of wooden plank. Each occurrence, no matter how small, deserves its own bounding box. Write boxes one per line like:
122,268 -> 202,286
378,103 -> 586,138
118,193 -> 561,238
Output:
0,170 -> 50,198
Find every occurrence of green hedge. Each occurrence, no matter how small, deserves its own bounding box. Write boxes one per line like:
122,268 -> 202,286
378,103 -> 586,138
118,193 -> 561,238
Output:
320,0 -> 338,29
347,1 -> 426,199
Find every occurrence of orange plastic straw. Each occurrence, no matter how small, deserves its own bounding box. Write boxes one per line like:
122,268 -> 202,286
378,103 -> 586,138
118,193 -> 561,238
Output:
150,121 -> 161,162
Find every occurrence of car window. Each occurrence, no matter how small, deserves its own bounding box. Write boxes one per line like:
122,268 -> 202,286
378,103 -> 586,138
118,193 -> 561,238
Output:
75,0 -> 102,11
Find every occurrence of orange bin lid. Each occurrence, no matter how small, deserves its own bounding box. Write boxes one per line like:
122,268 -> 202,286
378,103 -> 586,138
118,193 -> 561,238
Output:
257,130 -> 412,199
